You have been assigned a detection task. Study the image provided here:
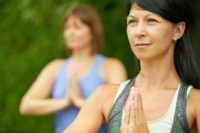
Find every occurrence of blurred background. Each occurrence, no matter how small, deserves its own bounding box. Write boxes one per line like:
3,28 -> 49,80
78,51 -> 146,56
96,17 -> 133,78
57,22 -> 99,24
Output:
0,0 -> 200,132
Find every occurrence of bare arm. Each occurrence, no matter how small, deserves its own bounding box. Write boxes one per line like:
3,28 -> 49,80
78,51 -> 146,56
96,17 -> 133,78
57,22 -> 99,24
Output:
187,88 -> 200,132
101,57 -> 127,84
19,59 -> 71,115
63,85 -> 108,133
193,89 -> 200,132
196,107 -> 200,132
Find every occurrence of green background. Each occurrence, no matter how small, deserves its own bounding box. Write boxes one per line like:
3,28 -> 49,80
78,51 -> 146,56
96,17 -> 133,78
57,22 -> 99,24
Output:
0,0 -> 200,132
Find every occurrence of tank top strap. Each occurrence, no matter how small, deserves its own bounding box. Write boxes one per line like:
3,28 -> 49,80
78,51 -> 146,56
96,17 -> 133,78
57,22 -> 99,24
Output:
170,82 -> 190,133
56,58 -> 70,77
89,54 -> 104,75
54,58 -> 69,80
108,80 -> 191,133
107,78 -> 135,133
52,58 -> 70,98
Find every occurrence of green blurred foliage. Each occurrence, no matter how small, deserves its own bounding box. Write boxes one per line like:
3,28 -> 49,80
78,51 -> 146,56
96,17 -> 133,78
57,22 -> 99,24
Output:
0,0 -> 200,132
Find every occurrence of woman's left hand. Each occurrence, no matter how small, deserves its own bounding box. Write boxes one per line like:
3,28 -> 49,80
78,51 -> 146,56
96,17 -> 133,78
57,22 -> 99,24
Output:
120,87 -> 149,133
67,74 -> 85,108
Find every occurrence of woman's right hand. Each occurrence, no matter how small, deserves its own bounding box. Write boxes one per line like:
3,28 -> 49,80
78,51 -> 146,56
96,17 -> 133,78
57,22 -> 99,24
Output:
120,87 -> 149,133
67,74 -> 85,108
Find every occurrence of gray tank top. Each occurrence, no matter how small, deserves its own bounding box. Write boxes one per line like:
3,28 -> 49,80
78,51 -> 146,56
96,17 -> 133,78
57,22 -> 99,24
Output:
107,78 -> 190,133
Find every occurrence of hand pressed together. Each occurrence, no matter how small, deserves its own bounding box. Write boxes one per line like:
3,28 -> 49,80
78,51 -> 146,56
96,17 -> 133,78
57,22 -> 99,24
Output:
66,74 -> 85,108
120,87 -> 149,133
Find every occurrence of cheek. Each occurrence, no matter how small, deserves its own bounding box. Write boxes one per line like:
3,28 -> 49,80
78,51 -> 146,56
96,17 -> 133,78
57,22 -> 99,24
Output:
164,29 -> 174,41
82,30 -> 92,42
154,25 -> 174,41
73,31 -> 92,47
157,31 -> 174,48
127,27 -> 134,43
63,30 -> 69,41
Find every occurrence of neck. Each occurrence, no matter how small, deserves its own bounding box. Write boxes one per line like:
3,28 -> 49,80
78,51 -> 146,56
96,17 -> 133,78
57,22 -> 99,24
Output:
135,54 -> 180,91
71,46 -> 96,62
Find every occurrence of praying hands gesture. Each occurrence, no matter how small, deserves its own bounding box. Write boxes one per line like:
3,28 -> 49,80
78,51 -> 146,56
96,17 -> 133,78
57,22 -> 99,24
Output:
120,87 -> 149,133
67,74 -> 85,108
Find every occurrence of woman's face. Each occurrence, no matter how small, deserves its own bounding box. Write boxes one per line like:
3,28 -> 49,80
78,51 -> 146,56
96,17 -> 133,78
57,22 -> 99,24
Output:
127,4 -> 178,61
63,16 -> 92,51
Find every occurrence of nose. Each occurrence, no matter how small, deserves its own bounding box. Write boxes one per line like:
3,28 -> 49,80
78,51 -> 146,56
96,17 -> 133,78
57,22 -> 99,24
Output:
64,27 -> 75,38
134,22 -> 147,37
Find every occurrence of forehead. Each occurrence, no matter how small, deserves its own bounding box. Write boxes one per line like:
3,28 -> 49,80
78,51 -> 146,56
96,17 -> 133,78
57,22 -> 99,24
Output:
128,3 -> 156,16
66,16 -> 83,24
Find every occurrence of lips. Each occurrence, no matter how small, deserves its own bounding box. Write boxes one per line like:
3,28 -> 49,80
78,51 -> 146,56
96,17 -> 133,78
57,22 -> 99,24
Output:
135,43 -> 150,48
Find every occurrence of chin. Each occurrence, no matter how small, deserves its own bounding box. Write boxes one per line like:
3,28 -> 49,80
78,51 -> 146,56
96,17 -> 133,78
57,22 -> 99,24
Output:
134,53 -> 153,61
67,44 -> 83,49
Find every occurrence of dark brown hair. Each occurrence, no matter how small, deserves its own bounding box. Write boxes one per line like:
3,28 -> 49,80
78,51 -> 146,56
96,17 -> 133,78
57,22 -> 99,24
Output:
63,4 -> 104,54
128,0 -> 200,88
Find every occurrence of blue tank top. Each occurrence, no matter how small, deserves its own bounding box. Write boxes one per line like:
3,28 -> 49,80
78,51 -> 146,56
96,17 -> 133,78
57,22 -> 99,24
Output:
52,54 -> 107,133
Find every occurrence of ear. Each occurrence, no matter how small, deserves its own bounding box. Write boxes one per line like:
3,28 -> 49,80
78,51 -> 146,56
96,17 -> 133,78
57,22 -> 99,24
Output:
172,22 -> 186,41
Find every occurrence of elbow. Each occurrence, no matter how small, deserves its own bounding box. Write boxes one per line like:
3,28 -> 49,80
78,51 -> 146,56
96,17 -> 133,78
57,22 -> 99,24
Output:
19,105 -> 28,116
19,98 -> 32,115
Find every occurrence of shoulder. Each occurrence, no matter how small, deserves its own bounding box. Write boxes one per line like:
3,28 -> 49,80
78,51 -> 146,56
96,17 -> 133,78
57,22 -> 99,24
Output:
188,88 -> 200,102
41,58 -> 66,77
81,83 -> 120,114
188,88 -> 200,129
97,80 -> 130,94
93,83 -> 121,121
188,88 -> 200,115
47,58 -> 65,67
47,59 -> 65,69
188,88 -> 200,105
102,56 -> 125,68
88,83 -> 121,108
100,56 -> 127,83
92,83 -> 120,100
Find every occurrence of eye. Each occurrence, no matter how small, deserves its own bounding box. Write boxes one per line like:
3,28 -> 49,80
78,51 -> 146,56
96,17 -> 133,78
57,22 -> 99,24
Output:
147,18 -> 158,24
127,19 -> 137,26
73,23 -> 82,29
64,25 -> 69,30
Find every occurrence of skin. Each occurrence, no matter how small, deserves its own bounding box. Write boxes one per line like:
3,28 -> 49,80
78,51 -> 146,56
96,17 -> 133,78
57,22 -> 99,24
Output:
120,87 -> 149,133
63,4 -> 200,133
19,15 -> 127,115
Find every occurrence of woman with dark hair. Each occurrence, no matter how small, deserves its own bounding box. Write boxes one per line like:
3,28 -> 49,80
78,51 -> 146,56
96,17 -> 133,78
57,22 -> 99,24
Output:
63,0 -> 200,132
19,4 -> 127,133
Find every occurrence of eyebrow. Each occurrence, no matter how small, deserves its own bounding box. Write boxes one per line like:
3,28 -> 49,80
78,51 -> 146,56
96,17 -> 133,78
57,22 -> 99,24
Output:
127,15 -> 135,18
127,13 -> 157,19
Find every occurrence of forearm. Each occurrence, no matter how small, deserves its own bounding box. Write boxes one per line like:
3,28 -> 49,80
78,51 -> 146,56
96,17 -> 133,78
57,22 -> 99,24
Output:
20,98 -> 71,115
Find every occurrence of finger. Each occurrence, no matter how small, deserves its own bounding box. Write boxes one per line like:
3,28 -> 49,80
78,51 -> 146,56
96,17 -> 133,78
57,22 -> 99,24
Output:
129,86 -> 135,100
137,89 -> 146,121
121,99 -> 131,133
123,98 -> 131,125
129,99 -> 135,130
121,87 -> 135,132
124,86 -> 134,124
136,88 -> 148,133
120,120 -> 128,133
129,87 -> 136,128
135,87 -> 140,124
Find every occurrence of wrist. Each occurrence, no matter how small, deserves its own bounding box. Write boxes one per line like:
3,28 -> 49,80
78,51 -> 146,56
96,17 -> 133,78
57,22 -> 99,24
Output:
61,98 -> 71,109
73,98 -> 85,108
